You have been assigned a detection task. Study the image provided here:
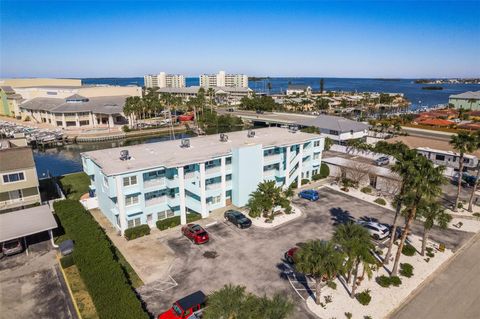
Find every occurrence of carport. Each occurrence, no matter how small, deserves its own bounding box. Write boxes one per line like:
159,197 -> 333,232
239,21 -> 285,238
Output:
0,205 -> 58,255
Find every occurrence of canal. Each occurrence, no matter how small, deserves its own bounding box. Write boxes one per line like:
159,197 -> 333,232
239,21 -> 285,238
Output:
33,133 -> 191,177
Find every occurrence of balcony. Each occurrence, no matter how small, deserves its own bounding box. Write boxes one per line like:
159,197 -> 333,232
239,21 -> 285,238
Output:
0,195 -> 40,210
144,177 -> 166,189
145,195 -> 167,207
205,165 -> 222,176
264,153 -> 282,164
205,182 -> 221,191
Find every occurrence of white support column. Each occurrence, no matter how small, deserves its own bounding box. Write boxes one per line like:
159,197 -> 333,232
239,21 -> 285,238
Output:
297,144 -> 304,189
89,112 -> 94,127
61,113 -> 66,128
75,113 -> 80,127
285,146 -> 291,188
93,113 -> 98,127
199,163 -> 208,218
115,177 -> 128,236
220,157 -> 226,207
178,167 -> 187,225
108,115 -> 114,128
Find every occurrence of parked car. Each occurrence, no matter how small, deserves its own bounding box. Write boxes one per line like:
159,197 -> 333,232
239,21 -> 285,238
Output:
227,108 -> 235,112
1,238 -> 24,257
158,290 -> 206,319
181,224 -> 209,244
224,210 -> 252,228
357,220 -> 390,240
375,156 -> 390,166
452,173 -> 477,188
256,109 -> 264,114
298,189 -> 319,201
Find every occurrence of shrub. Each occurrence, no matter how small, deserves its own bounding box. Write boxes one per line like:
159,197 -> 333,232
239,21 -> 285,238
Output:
402,244 -> 416,256
426,251 -> 435,258
312,174 -> 322,181
400,263 -> 414,278
320,163 -> 330,178
473,212 -> 480,220
24,115 -> 31,121
361,186 -> 372,194
345,312 -> 353,319
376,275 -> 391,287
327,280 -> 337,290
390,276 -> 402,287
324,295 -> 332,304
122,125 -> 131,132
355,289 -> 372,305
301,178 -> 309,185
60,254 -> 75,269
457,202 -> 464,209
124,224 -> 150,240
374,198 -> 387,205
364,316 -> 373,319
53,200 -> 149,319
156,213 -> 202,231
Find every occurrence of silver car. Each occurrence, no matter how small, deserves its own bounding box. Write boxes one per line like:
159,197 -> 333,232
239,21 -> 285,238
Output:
1,239 -> 24,257
375,156 -> 390,166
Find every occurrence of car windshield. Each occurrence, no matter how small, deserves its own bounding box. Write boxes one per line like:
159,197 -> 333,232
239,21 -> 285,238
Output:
4,240 -> 19,249
191,225 -> 203,232
239,218 -> 249,223
197,232 -> 207,237
172,304 -> 182,316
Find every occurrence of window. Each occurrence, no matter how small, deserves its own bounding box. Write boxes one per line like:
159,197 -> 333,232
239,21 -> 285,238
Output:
127,218 -> 141,228
225,157 -> 232,165
314,140 -> 321,147
313,153 -> 320,160
157,209 -> 174,220
209,195 -> 221,205
103,176 -> 108,188
2,172 -> 25,183
123,176 -> 137,187
328,130 -> 339,135
125,194 -> 139,206
435,154 -> 445,161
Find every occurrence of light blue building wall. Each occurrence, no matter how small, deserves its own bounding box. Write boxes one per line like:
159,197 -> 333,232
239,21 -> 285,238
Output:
81,128 -> 324,236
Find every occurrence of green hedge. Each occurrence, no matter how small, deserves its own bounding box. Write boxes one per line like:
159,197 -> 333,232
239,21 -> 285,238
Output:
320,163 -> 330,178
374,198 -> 387,205
60,254 -> 75,269
53,200 -> 149,319
124,224 -> 150,241
355,289 -> 372,305
400,263 -> 414,278
402,244 -> 416,256
301,178 -> 309,185
156,213 -> 202,231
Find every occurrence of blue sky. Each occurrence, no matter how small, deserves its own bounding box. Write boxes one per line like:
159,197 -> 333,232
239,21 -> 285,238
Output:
1,0 -> 479,78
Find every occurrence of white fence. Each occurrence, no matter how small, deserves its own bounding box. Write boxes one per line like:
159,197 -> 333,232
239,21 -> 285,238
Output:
330,144 -> 396,163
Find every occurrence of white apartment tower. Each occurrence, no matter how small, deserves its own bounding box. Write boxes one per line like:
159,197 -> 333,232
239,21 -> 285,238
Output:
144,72 -> 186,88
200,71 -> 248,88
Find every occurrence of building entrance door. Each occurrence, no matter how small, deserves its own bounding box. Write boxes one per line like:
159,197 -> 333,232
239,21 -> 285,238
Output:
147,214 -> 153,227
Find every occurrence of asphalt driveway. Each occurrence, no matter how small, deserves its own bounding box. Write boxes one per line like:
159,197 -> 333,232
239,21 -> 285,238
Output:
0,239 -> 74,319
138,187 -> 474,318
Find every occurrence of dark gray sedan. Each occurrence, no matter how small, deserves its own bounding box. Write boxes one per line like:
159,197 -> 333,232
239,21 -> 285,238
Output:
224,210 -> 252,229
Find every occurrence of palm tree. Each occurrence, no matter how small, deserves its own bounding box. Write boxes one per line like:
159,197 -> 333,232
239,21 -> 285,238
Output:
247,181 -> 288,220
295,240 -> 344,305
468,132 -> 480,212
418,200 -> 452,256
256,294 -> 294,319
203,284 -> 246,319
324,137 -> 334,151
333,223 -> 375,297
391,155 -> 446,276
384,149 -> 417,265
450,132 -> 477,211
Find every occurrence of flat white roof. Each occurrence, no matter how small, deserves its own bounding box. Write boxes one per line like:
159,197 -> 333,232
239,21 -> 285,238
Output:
0,205 -> 58,243
83,127 -> 322,176
416,147 -> 477,159
323,156 -> 400,180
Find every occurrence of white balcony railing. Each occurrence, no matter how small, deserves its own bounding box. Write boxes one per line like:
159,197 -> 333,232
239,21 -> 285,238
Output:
145,195 -> 167,207
206,182 -> 221,191
144,177 -> 166,189
0,195 -> 40,208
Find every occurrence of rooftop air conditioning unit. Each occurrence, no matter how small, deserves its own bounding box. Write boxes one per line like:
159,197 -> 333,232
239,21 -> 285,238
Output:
180,138 -> 191,148
247,130 -> 255,138
220,133 -> 229,142
120,150 -> 131,161
289,125 -> 299,133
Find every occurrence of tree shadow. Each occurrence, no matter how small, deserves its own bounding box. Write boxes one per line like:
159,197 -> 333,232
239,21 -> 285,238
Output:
276,262 -> 314,299
330,207 -> 355,225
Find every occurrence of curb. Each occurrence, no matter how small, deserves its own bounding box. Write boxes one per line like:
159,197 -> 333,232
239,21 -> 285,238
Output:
56,256 -> 82,319
386,231 -> 480,318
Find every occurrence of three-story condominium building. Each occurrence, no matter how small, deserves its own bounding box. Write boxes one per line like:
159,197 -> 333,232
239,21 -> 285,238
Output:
82,127 -> 324,235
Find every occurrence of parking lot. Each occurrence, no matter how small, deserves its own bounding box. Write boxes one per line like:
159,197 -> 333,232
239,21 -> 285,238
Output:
138,187 -> 475,318
0,237 -> 75,319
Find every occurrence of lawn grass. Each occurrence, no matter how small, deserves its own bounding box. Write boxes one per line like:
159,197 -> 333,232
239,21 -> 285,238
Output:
58,172 -> 90,200
64,265 -> 99,319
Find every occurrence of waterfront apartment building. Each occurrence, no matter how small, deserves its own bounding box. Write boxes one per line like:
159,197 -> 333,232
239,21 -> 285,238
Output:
82,128 -> 324,235
200,71 -> 248,88
144,73 -> 186,89
449,91 -> 480,111
0,86 -> 23,117
0,136 -> 41,213
156,86 -> 253,105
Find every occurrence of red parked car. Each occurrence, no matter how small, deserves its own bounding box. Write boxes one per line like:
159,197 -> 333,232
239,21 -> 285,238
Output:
158,290 -> 206,319
181,224 -> 209,244
284,247 -> 300,264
